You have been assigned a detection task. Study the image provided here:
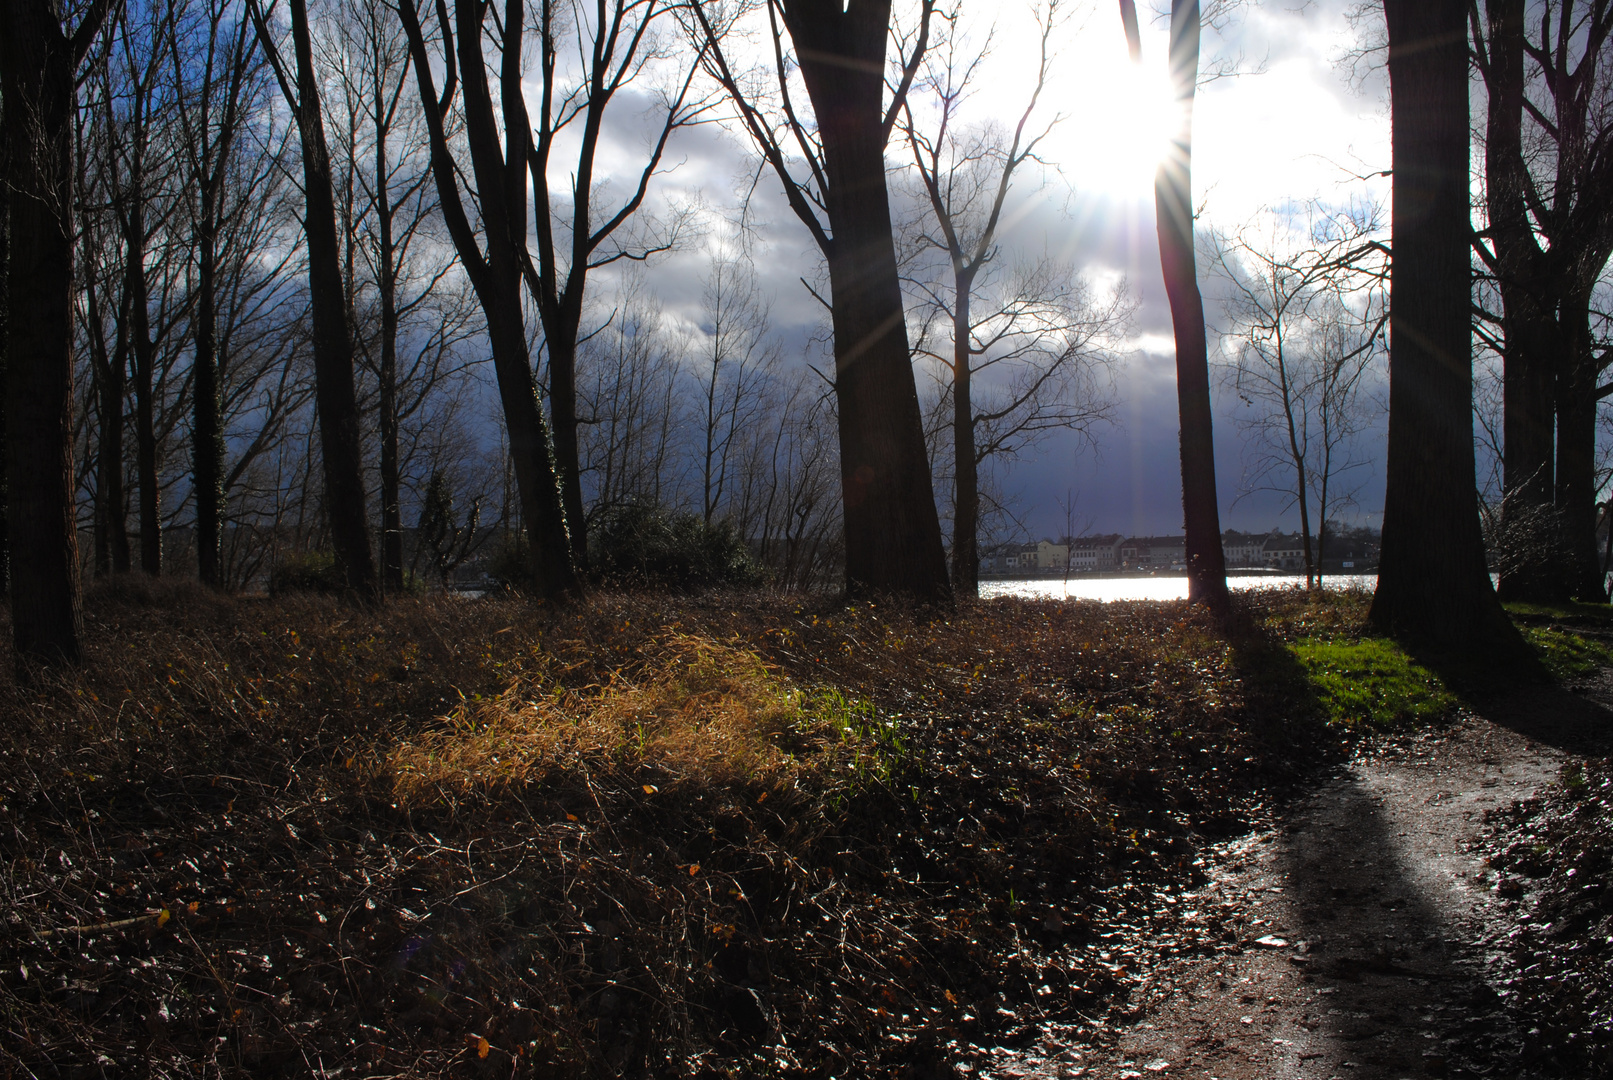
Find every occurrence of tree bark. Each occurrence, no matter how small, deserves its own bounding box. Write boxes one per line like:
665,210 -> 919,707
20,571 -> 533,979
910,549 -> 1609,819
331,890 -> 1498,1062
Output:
125,203 -> 163,576
1556,289 -> 1606,600
193,190 -> 225,587
86,264 -> 131,576
253,0 -> 378,598
1370,0 -> 1528,662
0,0 -> 104,665
1483,0 -> 1564,602
1155,0 -> 1228,613
951,278 -> 979,597
785,0 -> 950,601
0,146 -> 8,600
397,0 -> 577,598
377,176 -> 403,593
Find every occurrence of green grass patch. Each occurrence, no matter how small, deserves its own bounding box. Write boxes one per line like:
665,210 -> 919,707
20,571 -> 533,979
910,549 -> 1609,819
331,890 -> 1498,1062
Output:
1520,626 -> 1613,679
1503,599 -> 1613,624
1290,637 -> 1461,729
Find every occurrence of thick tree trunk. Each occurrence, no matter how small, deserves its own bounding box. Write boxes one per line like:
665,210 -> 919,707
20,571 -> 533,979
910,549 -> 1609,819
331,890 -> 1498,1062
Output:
193,199 -> 225,588
1556,293 -> 1606,601
0,159 -> 8,599
1,0 -> 88,665
790,1 -> 950,602
1484,0 -> 1565,602
951,280 -> 979,598
1156,0 -> 1228,613
485,284 -> 576,598
546,333 -> 588,567
1370,0 -> 1528,662
277,0 -> 378,598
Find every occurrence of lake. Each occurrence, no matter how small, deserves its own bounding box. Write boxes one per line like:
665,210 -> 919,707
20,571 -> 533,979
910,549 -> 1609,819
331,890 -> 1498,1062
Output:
980,573 -> 1378,603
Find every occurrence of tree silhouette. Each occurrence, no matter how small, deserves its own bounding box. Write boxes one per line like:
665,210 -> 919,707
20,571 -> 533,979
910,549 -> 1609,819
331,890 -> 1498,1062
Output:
1371,0 -> 1531,664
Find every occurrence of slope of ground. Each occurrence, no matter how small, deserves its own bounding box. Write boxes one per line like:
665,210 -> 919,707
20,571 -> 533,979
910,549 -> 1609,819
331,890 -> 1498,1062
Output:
0,584 -> 1605,1078
1025,679 -> 1613,1080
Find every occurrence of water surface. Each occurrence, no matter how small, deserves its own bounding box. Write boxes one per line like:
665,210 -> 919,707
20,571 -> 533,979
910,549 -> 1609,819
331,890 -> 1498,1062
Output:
980,573 -> 1378,603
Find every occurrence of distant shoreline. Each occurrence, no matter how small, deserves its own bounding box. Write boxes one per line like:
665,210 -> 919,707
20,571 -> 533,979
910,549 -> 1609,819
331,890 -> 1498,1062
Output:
980,567 -> 1377,581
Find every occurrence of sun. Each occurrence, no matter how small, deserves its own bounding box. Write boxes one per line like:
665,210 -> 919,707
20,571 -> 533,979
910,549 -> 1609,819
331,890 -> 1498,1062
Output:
1057,39 -> 1181,199
955,13 -> 1180,202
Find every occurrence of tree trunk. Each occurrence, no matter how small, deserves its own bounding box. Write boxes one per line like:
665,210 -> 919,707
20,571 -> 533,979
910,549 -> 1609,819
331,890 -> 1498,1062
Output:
788,0 -> 950,601
396,0 -> 577,598
193,193 -> 225,587
125,205 -> 163,576
86,268 -> 130,576
275,0 -> 378,598
546,332 -> 588,565
951,276 -> 979,598
1370,0 -> 1528,662
1556,291 -> 1606,601
1484,0 -> 1564,602
1,0 -> 90,665
375,127 -> 404,594
1156,0 -> 1228,613
0,151 -> 8,600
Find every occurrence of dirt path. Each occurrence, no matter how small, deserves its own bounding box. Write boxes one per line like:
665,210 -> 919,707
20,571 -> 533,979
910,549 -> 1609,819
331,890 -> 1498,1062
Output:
971,685 -> 1613,1080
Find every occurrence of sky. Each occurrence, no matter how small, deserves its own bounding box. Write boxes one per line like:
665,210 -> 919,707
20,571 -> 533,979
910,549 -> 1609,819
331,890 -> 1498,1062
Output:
567,0 -> 1395,544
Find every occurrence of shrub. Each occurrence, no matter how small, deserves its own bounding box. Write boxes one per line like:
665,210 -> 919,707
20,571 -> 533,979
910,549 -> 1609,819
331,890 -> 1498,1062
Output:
268,550 -> 345,596
589,503 -> 767,591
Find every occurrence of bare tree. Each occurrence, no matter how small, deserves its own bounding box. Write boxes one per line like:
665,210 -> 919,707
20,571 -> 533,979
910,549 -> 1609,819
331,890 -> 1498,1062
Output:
2,0 -> 115,665
577,282 -> 685,524
168,0 -> 265,586
689,0 -> 951,600
1214,203 -> 1388,589
1371,0 -> 1529,663
688,246 -> 779,526
525,0 -> 715,569
899,2 -> 1121,596
325,0 -> 475,594
396,0 -> 575,598
725,369 -> 842,591
248,0 -> 378,598
1120,0 -> 1230,613
1472,0 -> 1613,602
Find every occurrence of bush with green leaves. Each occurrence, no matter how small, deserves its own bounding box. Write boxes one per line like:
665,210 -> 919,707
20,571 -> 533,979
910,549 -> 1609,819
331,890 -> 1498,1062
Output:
590,503 -> 767,592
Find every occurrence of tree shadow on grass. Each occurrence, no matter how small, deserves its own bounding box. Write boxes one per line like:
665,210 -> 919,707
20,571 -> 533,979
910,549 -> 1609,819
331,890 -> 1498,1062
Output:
1398,638 -> 1613,757
1222,604 -> 1340,777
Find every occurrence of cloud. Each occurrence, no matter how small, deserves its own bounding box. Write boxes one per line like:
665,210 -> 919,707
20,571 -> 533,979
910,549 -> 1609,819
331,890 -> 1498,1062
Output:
539,1 -> 1392,543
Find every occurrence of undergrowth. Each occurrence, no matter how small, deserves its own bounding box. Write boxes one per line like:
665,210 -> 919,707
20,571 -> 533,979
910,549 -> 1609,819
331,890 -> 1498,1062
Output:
0,583 -> 1328,1078
0,581 -> 1579,1077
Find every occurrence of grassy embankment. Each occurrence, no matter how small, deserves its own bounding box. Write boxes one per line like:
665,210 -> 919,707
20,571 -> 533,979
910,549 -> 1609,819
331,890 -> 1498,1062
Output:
0,581 -> 1589,1077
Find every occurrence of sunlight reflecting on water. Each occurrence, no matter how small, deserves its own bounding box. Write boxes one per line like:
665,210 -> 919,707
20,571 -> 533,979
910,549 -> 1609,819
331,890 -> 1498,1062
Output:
980,574 -> 1378,603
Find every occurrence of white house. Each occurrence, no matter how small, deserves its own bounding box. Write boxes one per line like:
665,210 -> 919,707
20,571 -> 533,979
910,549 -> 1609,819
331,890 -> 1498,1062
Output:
1068,533 -> 1124,572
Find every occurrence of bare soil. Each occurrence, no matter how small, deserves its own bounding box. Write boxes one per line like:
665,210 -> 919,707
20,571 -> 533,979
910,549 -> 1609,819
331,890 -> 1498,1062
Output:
985,683 -> 1613,1080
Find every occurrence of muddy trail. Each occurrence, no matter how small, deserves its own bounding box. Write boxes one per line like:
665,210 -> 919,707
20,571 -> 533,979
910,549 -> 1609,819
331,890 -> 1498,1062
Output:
972,682 -> 1613,1080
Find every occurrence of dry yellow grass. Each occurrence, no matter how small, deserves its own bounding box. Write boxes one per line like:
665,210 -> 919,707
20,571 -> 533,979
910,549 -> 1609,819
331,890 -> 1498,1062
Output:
387,632 -> 872,805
